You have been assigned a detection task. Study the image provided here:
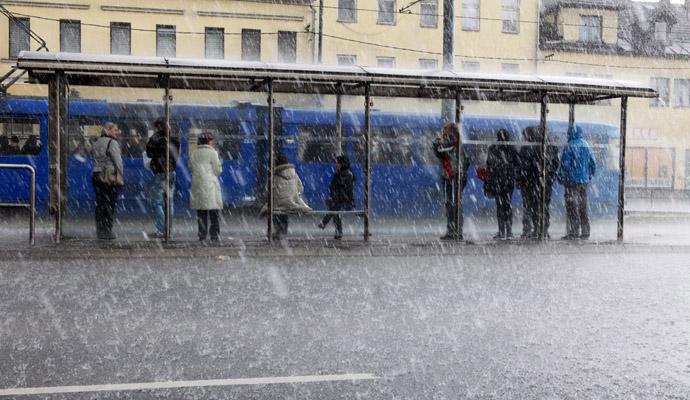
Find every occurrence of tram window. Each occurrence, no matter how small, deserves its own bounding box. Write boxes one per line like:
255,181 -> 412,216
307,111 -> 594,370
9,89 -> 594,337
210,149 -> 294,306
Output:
373,126 -> 414,165
298,125 -> 338,163
188,120 -> 242,161
0,118 -> 41,156
354,126 -> 414,165
68,119 -> 101,157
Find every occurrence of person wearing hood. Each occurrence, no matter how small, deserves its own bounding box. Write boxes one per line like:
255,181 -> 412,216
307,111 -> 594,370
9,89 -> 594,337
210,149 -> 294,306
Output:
91,123 -> 123,240
556,125 -> 596,240
260,154 -> 312,239
318,155 -> 355,240
189,132 -> 223,242
485,128 -> 518,240
517,126 -> 560,239
433,123 -> 470,240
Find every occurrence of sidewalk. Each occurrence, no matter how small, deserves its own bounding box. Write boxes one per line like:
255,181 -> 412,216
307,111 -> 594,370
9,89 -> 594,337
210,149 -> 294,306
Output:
2,210 -> 689,259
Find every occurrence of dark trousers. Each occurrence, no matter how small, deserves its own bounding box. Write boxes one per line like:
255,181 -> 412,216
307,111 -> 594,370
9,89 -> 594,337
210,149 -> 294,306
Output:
495,189 -> 513,237
197,210 -> 220,241
565,184 -> 590,237
92,174 -> 119,235
522,183 -> 553,236
273,214 -> 288,237
443,177 -> 462,237
321,203 -> 351,236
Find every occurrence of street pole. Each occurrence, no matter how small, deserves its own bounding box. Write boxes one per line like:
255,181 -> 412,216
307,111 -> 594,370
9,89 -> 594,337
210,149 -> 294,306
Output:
441,0 -> 455,124
318,0 -> 324,64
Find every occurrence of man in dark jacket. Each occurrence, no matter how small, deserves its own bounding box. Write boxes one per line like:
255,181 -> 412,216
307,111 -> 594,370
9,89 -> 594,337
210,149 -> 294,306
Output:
517,126 -> 559,239
434,123 -> 470,240
20,135 -> 41,155
146,118 -> 180,238
485,128 -> 518,240
318,155 -> 355,239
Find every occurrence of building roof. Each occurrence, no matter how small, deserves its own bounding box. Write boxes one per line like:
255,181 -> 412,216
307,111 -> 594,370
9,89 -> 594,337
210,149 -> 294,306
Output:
15,52 -> 656,104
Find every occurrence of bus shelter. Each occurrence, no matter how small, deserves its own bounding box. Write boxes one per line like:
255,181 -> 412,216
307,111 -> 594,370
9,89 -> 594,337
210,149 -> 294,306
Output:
16,51 -> 657,243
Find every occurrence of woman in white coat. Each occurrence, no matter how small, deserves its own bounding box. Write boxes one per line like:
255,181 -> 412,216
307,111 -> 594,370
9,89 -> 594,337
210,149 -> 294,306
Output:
189,133 -> 223,241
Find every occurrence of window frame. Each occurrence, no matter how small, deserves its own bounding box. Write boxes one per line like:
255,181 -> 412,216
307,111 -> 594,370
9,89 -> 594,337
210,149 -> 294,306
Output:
419,0 -> 438,28
205,27 -> 225,59
650,77 -> 670,108
337,0 -> 357,23
501,0 -> 520,34
673,78 -> 690,108
156,24 -> 176,57
241,29 -> 261,61
0,117 -> 42,157
337,54 -> 357,66
277,31 -> 297,63
9,17 -> 30,59
461,0 -> 480,32
419,58 -> 438,70
377,0 -> 396,25
60,19 -> 81,53
579,15 -> 602,43
376,56 -> 395,68
110,22 -> 131,56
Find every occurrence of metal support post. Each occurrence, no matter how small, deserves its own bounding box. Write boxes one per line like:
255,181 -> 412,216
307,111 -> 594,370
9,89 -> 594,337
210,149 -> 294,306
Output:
441,0 -> 455,123
363,84 -> 371,241
267,79 -> 275,240
538,92 -> 548,240
336,91 -> 342,155
48,71 -> 67,243
568,103 -> 575,128
454,91 -> 463,240
163,76 -> 172,242
318,0 -> 324,63
617,97 -> 628,242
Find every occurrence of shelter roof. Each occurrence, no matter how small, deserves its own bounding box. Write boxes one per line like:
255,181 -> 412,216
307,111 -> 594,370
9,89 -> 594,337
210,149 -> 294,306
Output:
16,52 -> 656,104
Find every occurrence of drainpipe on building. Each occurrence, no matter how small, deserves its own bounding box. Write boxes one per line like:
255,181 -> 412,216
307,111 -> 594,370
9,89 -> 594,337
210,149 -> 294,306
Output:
310,1 -> 318,64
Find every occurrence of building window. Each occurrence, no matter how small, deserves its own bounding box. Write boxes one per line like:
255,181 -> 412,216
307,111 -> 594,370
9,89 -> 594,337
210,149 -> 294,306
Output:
420,0 -> 437,28
502,0 -> 519,33
60,20 -> 81,53
156,25 -> 176,57
650,77 -> 670,107
110,22 -> 131,55
462,61 -> 480,72
419,58 -> 437,69
673,79 -> 690,108
579,15 -> 601,43
9,17 -> 30,58
501,63 -> 519,73
241,29 -> 261,61
377,56 -> 395,68
278,31 -> 297,63
338,0 -> 356,22
462,0 -> 480,31
654,22 -> 668,42
205,27 -> 224,59
378,0 -> 396,25
337,54 -> 356,65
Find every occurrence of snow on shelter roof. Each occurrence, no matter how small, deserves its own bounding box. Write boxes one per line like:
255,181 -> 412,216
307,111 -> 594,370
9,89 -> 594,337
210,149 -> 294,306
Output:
16,52 -> 657,104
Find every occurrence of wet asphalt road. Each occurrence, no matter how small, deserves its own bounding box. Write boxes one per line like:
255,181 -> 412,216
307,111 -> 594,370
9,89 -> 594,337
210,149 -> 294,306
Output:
1,250 -> 690,399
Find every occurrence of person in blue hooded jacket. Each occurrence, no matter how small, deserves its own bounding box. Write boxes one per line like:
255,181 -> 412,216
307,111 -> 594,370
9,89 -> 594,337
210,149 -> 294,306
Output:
556,125 -> 596,240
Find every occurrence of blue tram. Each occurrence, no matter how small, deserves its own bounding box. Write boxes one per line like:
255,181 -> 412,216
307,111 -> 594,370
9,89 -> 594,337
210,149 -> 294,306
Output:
0,96 -> 620,217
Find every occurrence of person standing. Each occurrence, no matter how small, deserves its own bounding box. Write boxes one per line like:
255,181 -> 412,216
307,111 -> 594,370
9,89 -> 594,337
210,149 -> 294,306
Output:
485,128 -> 518,240
260,154 -> 312,239
434,122 -> 469,240
517,126 -> 560,239
146,118 -> 180,238
318,155 -> 355,240
557,125 -> 596,240
190,133 -> 223,242
91,123 -> 123,240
